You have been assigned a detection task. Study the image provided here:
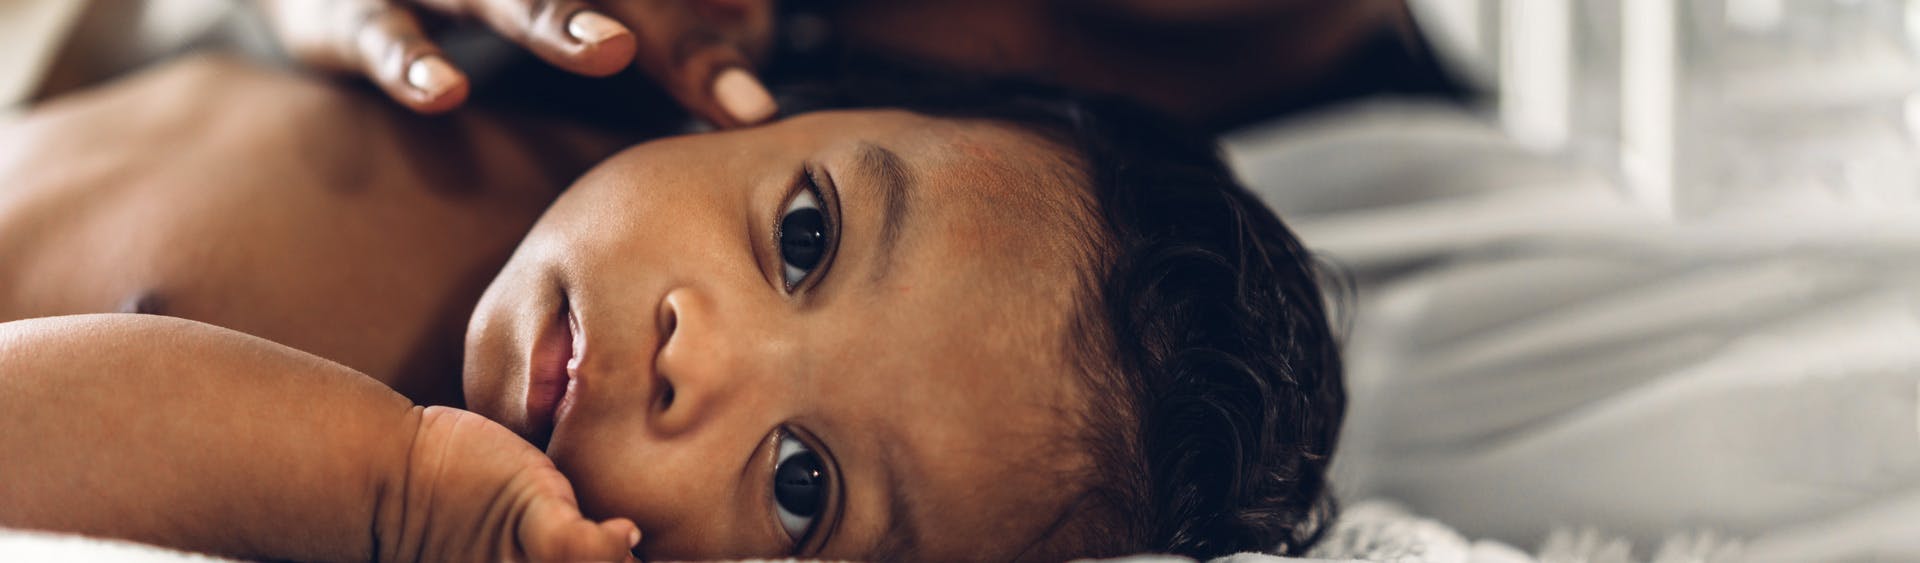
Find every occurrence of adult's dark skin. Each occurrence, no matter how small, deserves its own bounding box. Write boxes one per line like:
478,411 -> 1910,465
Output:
821,0 -> 1416,131
264,0 -> 1415,132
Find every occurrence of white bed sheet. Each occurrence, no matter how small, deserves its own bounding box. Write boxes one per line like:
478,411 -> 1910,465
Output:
1225,100 -> 1920,560
0,500 -> 1533,563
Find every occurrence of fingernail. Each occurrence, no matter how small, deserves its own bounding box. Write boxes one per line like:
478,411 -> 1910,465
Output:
567,10 -> 625,45
627,528 -> 640,548
712,67 -> 776,124
406,56 -> 460,99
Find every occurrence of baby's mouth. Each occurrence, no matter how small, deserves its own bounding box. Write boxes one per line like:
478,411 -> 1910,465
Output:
526,295 -> 576,448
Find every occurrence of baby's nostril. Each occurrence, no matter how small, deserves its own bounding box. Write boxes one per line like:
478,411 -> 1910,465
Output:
658,383 -> 676,411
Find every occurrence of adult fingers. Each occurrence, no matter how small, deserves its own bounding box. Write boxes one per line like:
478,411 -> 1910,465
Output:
601,0 -> 777,127
416,0 -> 639,78
262,0 -> 467,112
344,2 -> 471,113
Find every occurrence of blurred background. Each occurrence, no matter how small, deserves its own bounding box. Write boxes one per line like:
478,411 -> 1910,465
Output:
1232,1 -> 1920,559
1421,0 -> 1920,216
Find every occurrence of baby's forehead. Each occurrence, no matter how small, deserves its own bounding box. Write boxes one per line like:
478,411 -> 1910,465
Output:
788,108 -> 1079,169
901,118 -> 1089,216
863,120 -> 1108,538
779,108 -> 1096,246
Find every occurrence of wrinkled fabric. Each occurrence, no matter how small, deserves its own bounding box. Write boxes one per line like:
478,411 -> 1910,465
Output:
1226,100 -> 1920,561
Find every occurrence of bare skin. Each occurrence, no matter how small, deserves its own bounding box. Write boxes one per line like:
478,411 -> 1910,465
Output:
0,314 -> 641,562
1,1 -> 1419,555
831,0 -> 1410,129
826,0 -> 1423,131
245,0 -> 1410,132
1,56 -> 1102,561
462,108 -> 1101,560
0,55 -> 626,405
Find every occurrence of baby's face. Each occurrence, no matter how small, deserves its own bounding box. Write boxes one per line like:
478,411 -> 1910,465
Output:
465,110 -> 1100,560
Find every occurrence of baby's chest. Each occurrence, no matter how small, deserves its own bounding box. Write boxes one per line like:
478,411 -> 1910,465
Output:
0,59 -> 638,402
0,133 -> 551,405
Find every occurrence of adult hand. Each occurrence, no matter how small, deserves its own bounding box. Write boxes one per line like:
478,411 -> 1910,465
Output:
376,406 -> 640,563
260,0 -> 777,126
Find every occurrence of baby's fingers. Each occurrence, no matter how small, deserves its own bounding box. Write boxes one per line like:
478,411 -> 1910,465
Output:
418,0 -> 637,78
520,495 -> 640,563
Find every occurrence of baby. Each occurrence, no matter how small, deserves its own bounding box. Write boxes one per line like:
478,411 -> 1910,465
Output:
0,59 -> 1344,561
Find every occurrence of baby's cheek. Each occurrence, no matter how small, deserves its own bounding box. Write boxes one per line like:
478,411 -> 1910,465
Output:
550,429 -> 762,559
546,425 -> 643,517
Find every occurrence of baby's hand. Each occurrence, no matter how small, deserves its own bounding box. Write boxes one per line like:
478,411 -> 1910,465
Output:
376,406 -> 639,563
257,0 -> 776,126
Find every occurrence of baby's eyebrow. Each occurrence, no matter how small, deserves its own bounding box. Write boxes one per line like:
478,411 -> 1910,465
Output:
856,142 -> 913,284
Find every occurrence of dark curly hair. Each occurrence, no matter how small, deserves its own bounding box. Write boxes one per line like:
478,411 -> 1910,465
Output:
1060,98 -> 1346,559
779,56 -> 1346,561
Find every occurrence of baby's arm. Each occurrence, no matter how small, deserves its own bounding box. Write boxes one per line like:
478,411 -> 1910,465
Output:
0,314 -> 635,562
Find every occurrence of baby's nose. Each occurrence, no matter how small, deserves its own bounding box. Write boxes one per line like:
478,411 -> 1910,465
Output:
646,285 -> 783,438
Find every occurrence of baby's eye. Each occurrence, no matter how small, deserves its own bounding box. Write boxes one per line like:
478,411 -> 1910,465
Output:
773,431 -> 828,544
777,187 -> 829,290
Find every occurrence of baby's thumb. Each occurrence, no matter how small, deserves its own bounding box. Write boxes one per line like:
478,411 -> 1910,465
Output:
519,496 -> 639,562
600,518 -> 643,558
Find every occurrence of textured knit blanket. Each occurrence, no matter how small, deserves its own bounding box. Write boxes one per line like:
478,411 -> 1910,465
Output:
0,499 -> 1746,562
